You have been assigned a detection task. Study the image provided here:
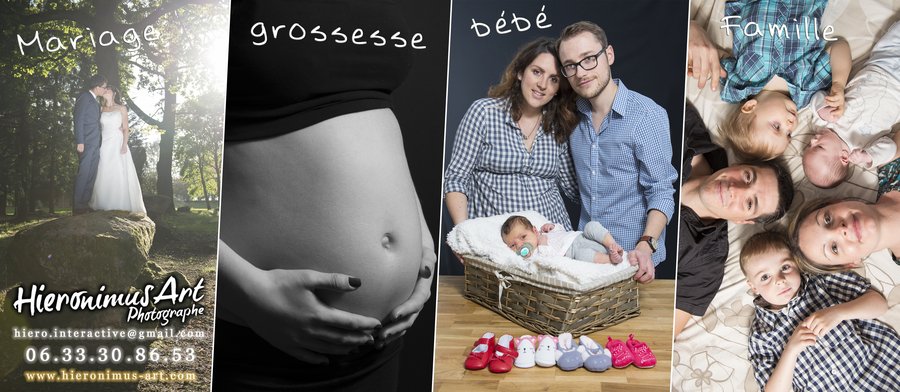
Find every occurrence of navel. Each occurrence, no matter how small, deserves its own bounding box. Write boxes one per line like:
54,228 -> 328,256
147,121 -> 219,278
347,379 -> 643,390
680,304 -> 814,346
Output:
381,233 -> 393,249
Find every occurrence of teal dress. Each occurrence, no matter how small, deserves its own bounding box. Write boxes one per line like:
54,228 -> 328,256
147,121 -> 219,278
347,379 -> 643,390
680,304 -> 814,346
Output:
878,157 -> 900,265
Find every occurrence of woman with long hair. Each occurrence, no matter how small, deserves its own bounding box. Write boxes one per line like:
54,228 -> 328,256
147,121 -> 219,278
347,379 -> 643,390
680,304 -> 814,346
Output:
444,37 -> 580,230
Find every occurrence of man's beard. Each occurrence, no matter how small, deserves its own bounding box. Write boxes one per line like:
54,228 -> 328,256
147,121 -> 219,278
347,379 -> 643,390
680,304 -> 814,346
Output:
576,72 -> 610,100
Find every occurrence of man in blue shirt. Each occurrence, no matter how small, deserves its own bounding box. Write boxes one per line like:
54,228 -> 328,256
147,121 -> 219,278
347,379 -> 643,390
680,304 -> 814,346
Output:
557,21 -> 678,283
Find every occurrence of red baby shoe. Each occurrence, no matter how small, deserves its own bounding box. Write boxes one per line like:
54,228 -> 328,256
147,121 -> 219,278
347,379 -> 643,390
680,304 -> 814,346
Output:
626,334 -> 656,368
606,336 -> 634,368
488,334 -> 518,373
464,332 -> 495,370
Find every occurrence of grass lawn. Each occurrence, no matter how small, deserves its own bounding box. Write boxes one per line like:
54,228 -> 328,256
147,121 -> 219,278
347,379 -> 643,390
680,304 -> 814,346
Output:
0,209 -> 220,391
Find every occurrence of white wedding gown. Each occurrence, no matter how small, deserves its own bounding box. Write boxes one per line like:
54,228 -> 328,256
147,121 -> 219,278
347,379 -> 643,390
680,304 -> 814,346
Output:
88,110 -> 146,213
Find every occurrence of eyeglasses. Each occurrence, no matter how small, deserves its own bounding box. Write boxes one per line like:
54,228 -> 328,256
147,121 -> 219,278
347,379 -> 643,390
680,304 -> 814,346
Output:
561,45 -> 608,78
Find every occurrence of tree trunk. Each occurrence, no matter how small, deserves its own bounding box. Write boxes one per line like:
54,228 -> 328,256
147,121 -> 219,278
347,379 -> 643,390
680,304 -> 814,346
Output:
48,144 -> 57,214
93,0 -> 121,87
213,145 -> 221,197
14,125 -> 31,222
197,153 -> 210,210
155,63 -> 178,215
14,101 -> 31,221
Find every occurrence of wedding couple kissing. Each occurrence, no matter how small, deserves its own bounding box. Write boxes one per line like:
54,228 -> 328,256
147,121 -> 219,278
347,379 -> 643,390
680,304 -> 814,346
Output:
72,74 -> 146,215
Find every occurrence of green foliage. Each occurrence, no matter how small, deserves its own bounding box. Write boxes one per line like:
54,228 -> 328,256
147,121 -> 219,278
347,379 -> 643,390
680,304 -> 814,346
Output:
175,92 -> 223,204
0,0 -> 227,218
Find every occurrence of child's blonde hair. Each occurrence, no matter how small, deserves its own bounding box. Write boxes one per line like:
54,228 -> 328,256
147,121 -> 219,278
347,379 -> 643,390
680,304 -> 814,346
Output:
720,104 -> 781,161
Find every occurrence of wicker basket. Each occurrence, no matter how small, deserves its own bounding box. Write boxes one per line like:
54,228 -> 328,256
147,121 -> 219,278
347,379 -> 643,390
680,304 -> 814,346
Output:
463,255 -> 640,336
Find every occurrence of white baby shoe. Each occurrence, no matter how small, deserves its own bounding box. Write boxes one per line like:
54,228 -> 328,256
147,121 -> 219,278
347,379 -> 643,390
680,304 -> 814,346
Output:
534,334 -> 557,367
514,335 -> 536,368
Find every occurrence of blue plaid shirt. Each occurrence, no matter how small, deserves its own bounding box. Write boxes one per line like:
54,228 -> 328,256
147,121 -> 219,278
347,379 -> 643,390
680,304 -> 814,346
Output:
719,0 -> 832,108
750,272 -> 900,391
569,80 -> 677,265
444,98 -> 578,229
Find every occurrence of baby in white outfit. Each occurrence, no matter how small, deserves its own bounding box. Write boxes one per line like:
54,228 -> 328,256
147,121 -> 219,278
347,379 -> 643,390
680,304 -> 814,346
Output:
803,21 -> 900,188
500,215 -> 624,264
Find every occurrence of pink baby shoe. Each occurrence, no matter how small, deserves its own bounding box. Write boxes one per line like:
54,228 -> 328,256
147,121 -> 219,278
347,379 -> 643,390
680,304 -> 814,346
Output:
606,336 -> 634,368
626,334 -> 656,368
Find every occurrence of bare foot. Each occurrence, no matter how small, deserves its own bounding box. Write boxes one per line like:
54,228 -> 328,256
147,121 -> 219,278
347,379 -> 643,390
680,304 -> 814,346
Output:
607,244 -> 624,264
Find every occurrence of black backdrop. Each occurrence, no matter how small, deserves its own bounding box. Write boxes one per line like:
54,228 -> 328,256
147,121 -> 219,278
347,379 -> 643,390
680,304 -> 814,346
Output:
391,0 -> 450,390
438,0 -> 689,281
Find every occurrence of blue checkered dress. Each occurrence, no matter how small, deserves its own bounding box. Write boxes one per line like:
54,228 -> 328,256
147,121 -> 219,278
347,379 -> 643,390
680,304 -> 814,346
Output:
569,81 -> 677,265
749,272 -> 900,391
719,0 -> 832,108
444,97 -> 578,229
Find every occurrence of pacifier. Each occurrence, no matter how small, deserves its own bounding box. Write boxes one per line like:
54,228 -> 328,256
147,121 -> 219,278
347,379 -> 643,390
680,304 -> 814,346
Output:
518,243 -> 535,258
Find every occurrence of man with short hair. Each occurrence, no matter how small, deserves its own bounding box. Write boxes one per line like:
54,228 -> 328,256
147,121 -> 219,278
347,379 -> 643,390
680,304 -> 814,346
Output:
73,74 -> 108,214
674,102 -> 795,337
557,21 -> 678,284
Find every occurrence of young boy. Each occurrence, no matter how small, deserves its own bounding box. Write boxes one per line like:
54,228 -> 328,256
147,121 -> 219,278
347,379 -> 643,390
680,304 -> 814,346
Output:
802,21 -> 900,188
740,231 -> 900,391
500,215 -> 623,264
717,0 -> 851,161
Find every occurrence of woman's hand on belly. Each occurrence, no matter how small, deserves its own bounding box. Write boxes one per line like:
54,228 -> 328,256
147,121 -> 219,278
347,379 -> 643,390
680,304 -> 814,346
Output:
375,200 -> 437,348
218,241 -> 382,365
221,109 -> 427,321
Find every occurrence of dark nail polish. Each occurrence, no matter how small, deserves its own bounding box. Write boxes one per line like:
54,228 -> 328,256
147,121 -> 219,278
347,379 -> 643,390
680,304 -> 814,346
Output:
348,277 -> 361,288
419,265 -> 432,279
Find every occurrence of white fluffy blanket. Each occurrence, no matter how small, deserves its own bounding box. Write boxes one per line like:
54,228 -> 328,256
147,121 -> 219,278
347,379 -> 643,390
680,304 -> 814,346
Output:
446,211 -> 636,291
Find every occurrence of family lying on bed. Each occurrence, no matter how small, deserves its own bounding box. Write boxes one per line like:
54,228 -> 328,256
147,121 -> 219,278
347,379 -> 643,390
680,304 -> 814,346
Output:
680,0 -> 900,389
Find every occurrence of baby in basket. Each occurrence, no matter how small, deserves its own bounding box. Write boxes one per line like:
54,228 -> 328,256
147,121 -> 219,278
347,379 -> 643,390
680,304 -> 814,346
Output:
500,215 -> 624,264
802,20 -> 900,188
740,231 -> 900,391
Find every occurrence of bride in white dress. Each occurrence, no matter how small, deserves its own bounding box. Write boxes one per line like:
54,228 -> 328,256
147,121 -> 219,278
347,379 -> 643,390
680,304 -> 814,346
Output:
89,86 -> 146,214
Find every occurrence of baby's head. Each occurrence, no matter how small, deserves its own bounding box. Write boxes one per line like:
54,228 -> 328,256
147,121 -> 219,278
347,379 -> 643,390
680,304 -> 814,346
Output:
802,127 -> 851,189
500,215 -> 539,258
739,231 -> 802,308
720,91 -> 797,161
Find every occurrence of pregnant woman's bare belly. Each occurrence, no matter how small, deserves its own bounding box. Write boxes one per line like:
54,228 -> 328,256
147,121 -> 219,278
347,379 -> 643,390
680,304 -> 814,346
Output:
220,109 -> 421,320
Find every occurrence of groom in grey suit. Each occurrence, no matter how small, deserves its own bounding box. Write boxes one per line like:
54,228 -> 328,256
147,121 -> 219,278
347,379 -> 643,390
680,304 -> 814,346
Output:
73,74 -> 108,215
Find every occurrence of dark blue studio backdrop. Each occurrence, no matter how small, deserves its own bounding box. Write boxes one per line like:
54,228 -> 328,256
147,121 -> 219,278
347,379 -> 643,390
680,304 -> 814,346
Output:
438,0 -> 689,280
391,0 -> 449,391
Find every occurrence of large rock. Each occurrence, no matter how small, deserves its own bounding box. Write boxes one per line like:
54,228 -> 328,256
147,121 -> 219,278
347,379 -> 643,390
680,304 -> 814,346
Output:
4,211 -> 155,291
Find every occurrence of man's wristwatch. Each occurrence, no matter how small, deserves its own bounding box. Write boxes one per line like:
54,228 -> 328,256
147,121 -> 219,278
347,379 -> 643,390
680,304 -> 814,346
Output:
636,236 -> 658,253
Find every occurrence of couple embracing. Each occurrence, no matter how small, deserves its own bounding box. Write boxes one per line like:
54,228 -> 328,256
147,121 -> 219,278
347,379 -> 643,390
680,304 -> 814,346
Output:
73,74 -> 145,215
445,21 -> 678,284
